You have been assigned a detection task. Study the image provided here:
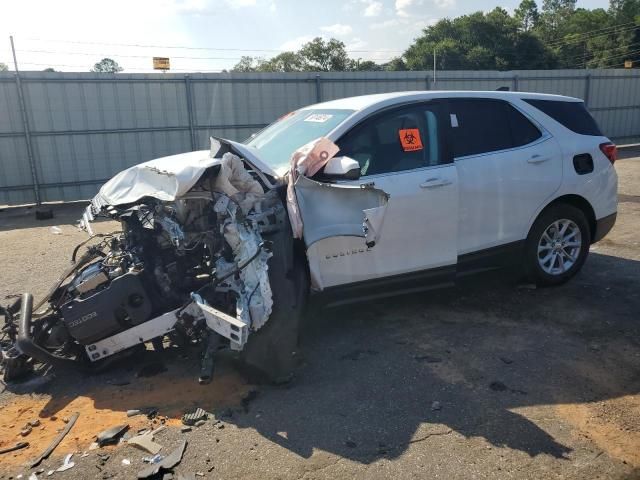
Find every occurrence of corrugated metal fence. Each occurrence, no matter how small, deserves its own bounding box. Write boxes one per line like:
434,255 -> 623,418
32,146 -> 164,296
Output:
1,69 -> 639,205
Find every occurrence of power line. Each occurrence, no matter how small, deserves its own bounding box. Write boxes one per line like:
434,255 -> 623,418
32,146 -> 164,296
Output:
17,62 -> 226,72
18,49 -> 249,61
545,21 -> 636,47
596,60 -> 628,69
568,46 -> 640,68
564,40 -> 640,63
20,37 -> 404,54
546,23 -> 638,49
16,49 -> 398,63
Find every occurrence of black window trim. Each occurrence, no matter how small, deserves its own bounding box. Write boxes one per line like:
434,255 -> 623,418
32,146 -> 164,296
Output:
444,98 -> 551,161
333,99 -> 454,180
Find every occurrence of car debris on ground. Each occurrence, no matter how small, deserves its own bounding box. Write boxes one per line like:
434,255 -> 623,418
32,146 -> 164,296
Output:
96,424 -> 129,447
55,453 -> 75,472
29,412 -> 79,468
0,441 -> 29,455
127,426 -> 166,454
181,408 -> 209,426
137,440 -> 187,479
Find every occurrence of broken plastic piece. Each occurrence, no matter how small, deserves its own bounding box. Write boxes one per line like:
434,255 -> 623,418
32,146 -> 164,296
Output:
143,454 -> 164,464
55,453 -> 75,472
181,408 -> 208,426
97,424 -> 129,447
127,426 -> 166,454
137,440 -> 187,479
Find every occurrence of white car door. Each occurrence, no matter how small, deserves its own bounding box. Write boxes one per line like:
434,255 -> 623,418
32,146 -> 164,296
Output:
300,102 -> 459,291
448,98 -> 562,256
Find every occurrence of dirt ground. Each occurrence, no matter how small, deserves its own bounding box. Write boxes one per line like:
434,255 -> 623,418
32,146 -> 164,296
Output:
0,155 -> 639,479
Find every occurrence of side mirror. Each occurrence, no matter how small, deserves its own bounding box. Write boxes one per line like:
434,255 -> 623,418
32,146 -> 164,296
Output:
323,156 -> 361,181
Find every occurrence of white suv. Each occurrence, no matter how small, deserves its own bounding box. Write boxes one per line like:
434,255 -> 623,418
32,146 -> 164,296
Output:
241,91 -> 618,297
4,91 -> 618,383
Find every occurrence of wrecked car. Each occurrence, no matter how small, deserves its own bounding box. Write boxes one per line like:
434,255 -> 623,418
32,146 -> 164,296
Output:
0,91 -> 617,384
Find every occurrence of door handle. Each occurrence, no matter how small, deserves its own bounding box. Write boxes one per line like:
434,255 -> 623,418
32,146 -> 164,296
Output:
420,177 -> 452,188
528,154 -> 550,164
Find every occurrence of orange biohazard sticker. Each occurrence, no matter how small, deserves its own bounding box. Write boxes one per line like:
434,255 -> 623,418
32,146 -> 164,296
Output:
399,129 -> 423,152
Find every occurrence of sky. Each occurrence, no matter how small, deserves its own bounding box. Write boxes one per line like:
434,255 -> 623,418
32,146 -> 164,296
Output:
0,0 -> 610,72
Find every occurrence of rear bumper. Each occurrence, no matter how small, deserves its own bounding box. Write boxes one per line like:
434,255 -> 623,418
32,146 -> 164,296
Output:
592,212 -> 617,243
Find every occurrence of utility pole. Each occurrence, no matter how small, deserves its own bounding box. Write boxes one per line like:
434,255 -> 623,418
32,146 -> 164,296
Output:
10,36 -> 50,217
433,48 -> 437,88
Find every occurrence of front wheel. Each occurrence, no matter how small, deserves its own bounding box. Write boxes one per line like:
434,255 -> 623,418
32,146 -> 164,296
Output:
524,204 -> 591,286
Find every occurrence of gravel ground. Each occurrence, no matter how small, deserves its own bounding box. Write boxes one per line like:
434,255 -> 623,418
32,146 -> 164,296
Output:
0,157 -> 639,480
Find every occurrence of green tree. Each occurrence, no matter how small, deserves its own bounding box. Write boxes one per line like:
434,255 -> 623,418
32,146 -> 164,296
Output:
606,0 -> 640,67
539,0 -> 577,38
609,0 -> 640,21
232,56 -> 265,72
0,62 -> 8,72
353,59 -> 384,71
515,0 -> 540,31
42,67 -> 57,72
261,52 -> 305,72
403,8 -> 555,70
298,37 -> 351,71
232,38 -> 354,72
384,57 -> 407,71
91,58 -> 123,73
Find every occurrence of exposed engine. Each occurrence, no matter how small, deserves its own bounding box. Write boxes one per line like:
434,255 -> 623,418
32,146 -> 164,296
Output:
0,148 -> 290,384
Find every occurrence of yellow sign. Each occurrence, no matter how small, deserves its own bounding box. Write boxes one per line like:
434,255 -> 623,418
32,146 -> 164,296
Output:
624,60 -> 634,69
153,57 -> 170,70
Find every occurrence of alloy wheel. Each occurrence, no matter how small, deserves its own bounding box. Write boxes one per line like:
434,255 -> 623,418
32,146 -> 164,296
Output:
537,219 -> 582,275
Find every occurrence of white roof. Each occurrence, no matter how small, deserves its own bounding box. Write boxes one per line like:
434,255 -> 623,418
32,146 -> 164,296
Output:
304,90 -> 582,112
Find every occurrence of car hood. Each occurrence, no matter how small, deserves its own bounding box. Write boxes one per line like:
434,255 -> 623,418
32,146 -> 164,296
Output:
92,137 -> 280,208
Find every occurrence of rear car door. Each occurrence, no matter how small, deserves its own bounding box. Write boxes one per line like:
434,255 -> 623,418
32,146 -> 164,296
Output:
302,101 -> 458,290
448,98 -> 562,256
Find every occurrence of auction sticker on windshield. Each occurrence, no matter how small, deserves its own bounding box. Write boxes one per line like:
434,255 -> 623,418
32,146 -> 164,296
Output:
304,113 -> 333,123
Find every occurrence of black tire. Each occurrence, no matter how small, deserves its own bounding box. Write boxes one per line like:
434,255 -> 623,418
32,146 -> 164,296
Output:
524,203 -> 591,286
239,227 -> 308,384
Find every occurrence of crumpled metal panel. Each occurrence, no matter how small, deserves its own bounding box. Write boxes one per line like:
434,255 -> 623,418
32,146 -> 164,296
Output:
294,175 -> 389,247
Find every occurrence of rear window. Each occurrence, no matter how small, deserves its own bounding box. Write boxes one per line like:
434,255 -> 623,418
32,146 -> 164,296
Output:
523,99 -> 602,136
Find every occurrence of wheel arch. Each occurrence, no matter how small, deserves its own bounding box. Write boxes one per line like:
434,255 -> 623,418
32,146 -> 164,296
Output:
529,194 -> 596,242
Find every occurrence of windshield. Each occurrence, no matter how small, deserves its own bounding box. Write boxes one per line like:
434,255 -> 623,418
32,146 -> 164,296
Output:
245,109 -> 354,175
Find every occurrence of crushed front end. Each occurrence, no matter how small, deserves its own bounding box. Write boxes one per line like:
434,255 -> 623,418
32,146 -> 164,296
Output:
1,145 -> 292,384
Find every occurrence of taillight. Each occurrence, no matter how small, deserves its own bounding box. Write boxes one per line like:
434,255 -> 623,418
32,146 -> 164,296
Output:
599,142 -> 617,164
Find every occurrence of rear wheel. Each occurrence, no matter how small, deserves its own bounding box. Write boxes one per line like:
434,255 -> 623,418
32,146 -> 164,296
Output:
524,204 -> 591,286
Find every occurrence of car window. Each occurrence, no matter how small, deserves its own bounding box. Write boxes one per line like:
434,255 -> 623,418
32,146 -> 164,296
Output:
245,108 -> 354,174
449,99 -> 542,158
337,103 -> 443,177
508,104 -> 542,147
523,99 -> 603,136
449,99 -> 513,158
